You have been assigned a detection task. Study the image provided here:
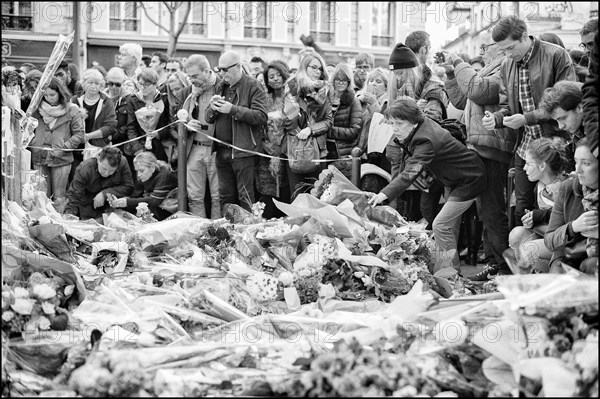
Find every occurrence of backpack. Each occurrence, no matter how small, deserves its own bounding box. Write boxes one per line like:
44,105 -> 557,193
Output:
436,118 -> 467,146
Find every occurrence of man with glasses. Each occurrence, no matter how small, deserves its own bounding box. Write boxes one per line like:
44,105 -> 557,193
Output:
353,53 -> 374,92
579,19 -> 598,65
205,51 -> 268,213
178,54 -> 222,219
482,16 -> 576,235
105,67 -> 137,174
444,41 -> 518,281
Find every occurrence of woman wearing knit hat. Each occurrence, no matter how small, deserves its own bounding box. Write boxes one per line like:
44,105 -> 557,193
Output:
386,43 -> 449,230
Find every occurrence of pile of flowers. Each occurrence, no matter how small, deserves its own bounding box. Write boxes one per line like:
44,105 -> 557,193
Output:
274,338 -> 441,397
1,272 -> 73,336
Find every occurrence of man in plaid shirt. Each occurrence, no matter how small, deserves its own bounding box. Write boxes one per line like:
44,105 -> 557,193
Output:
483,16 -> 576,230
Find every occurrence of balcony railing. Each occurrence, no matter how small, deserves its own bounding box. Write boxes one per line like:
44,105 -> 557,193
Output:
1,14 -> 33,31
372,35 -> 393,47
244,26 -> 271,40
310,31 -> 334,43
109,18 -> 139,32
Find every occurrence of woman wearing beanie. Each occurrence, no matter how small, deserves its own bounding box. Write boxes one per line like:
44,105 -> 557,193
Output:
283,52 -> 333,199
368,99 -> 486,273
327,62 -> 363,180
109,151 -> 178,221
387,43 -> 448,229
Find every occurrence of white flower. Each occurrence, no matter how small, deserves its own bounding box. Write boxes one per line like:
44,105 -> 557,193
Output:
33,284 -> 56,300
297,268 -> 312,278
13,287 -> 30,298
246,272 -> 279,302
2,311 -> 15,322
36,316 -> 51,331
11,298 -> 35,315
64,285 -> 75,296
41,302 -> 56,315
278,271 -> 294,286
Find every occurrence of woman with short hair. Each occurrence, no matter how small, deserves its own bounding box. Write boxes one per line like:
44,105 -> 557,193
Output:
368,99 -> 486,273
125,68 -> 171,162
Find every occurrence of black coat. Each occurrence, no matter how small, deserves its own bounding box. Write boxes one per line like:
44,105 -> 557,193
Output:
125,91 -> 171,160
381,117 -> 486,202
328,89 -> 363,157
64,156 -> 134,219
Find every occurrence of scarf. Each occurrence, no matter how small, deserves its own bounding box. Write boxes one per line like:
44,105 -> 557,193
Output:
300,79 -> 329,105
582,186 -> 598,258
38,101 -> 68,129
185,71 -> 217,118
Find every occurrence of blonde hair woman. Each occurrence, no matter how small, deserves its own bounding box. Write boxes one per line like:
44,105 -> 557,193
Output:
283,52 -> 333,198
109,151 -> 177,220
327,62 -> 363,179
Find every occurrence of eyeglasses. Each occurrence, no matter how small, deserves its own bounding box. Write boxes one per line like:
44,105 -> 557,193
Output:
167,68 -> 179,73
356,65 -> 371,71
307,64 -> 323,72
107,82 -> 122,87
217,63 -> 239,73
334,78 -> 349,84
480,43 -> 496,53
579,42 -> 593,51
137,81 -> 154,88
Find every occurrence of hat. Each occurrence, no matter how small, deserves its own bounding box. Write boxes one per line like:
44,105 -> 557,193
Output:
388,43 -> 420,70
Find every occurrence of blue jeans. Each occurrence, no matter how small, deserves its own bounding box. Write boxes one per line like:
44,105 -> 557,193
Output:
433,198 -> 477,269
477,157 -> 510,267
187,145 -> 220,218
215,149 -> 255,213
514,154 -> 536,226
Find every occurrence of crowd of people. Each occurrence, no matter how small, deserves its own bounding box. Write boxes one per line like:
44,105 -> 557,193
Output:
1,16 -> 598,279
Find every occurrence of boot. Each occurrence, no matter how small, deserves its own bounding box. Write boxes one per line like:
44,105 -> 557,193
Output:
465,218 -> 483,266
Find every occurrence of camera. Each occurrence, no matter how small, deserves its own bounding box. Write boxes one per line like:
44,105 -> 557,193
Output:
434,51 -> 446,64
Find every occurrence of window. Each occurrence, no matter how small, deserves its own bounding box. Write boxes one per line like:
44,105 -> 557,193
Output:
285,2 -> 297,42
351,2 -> 359,47
310,2 -> 334,44
244,2 -> 271,40
181,2 -> 206,36
1,2 -> 33,31
109,2 -> 139,32
371,2 -> 394,47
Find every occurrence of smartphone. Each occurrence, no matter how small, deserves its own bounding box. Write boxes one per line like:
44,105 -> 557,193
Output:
434,51 -> 446,64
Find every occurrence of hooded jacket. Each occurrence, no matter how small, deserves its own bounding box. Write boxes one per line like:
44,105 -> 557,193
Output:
445,56 -> 517,164
328,88 -> 363,157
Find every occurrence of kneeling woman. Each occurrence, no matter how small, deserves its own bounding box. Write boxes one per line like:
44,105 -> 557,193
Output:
110,151 -> 177,220
368,99 -> 486,272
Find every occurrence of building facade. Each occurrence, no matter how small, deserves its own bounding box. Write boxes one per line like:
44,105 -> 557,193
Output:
2,1 -> 430,71
441,2 -> 598,57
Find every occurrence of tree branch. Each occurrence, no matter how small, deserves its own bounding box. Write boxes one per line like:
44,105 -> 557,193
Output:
139,2 -> 169,34
174,1 -> 192,39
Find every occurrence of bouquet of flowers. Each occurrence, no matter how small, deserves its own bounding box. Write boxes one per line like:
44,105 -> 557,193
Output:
2,272 -> 73,337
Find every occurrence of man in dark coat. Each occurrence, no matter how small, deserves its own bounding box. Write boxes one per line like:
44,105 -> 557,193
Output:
64,147 -> 134,220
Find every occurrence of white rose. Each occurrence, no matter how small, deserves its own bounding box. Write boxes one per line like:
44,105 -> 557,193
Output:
41,302 -> 56,315
2,310 -> 15,321
11,298 -> 35,315
278,271 -> 294,286
33,284 -> 56,300
36,316 -> 51,331
13,287 -> 30,298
